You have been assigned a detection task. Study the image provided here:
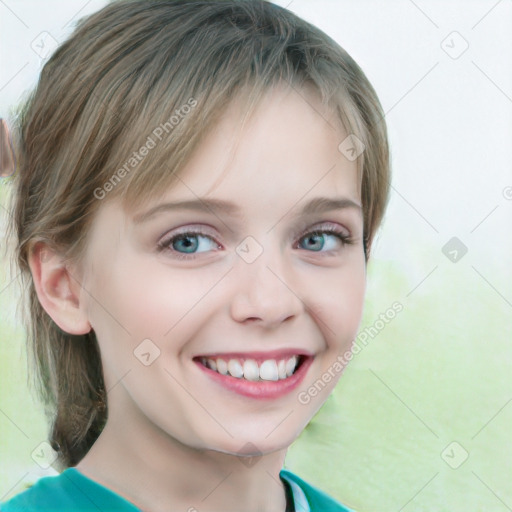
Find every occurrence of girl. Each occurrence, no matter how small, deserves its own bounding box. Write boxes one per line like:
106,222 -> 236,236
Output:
1,1 -> 390,510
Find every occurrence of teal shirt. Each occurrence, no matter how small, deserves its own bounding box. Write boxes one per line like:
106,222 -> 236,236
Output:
0,467 -> 354,511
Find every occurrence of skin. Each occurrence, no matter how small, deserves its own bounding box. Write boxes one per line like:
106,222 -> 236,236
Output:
30,84 -> 367,512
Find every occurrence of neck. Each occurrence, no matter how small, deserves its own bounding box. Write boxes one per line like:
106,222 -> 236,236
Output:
75,393 -> 289,512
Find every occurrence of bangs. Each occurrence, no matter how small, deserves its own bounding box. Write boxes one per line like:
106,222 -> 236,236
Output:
100,78 -> 365,216
87,44 -> 369,218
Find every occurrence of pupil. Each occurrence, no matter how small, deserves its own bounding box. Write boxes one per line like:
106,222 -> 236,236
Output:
305,234 -> 323,251
175,235 -> 198,253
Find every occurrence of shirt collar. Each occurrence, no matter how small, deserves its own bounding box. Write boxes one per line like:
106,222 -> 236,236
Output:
280,471 -> 310,512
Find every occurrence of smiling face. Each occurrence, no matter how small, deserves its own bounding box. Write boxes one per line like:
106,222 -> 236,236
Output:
79,84 -> 366,457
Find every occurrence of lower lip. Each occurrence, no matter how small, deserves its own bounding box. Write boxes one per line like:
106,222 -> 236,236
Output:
194,356 -> 314,399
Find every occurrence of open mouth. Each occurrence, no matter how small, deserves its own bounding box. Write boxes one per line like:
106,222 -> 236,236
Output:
195,354 -> 306,382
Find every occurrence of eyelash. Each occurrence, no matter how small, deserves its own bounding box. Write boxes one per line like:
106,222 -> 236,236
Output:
157,225 -> 353,261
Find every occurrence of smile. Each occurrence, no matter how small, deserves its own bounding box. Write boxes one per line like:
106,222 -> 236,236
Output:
193,351 -> 314,399
198,355 -> 302,381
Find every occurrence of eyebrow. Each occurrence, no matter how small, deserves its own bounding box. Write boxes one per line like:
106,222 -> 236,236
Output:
132,196 -> 362,224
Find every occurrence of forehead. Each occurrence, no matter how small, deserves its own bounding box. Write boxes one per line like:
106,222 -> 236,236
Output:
129,85 -> 361,221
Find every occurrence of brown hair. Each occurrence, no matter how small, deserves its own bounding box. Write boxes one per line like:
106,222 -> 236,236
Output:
9,0 -> 390,470
0,119 -> 16,177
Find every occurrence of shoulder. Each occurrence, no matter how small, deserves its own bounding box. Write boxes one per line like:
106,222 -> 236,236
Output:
279,468 -> 355,512
0,470 -> 77,511
0,468 -> 139,512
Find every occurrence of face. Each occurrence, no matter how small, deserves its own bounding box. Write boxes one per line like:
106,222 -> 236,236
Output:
80,85 -> 366,457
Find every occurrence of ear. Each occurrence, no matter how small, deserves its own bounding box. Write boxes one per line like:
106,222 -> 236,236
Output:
28,242 -> 91,335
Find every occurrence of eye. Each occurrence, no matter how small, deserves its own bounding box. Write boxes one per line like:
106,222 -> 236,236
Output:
157,229 -> 221,260
157,224 -> 352,261
297,226 -> 352,252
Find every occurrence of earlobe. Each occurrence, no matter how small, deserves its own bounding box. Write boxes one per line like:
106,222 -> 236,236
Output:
28,242 -> 92,335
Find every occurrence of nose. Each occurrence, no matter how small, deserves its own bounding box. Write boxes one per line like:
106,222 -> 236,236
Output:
229,246 -> 304,328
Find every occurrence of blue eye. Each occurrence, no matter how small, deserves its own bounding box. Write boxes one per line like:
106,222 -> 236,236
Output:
157,225 -> 352,261
298,229 -> 351,252
158,231 -> 219,258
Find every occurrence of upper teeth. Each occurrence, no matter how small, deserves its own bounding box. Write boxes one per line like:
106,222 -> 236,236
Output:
200,356 -> 299,381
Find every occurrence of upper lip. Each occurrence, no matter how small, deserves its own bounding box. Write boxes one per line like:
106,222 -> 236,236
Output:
194,349 -> 314,362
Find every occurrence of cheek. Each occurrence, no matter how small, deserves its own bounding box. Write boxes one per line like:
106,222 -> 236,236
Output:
87,255 -> 226,347
308,261 -> 366,348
